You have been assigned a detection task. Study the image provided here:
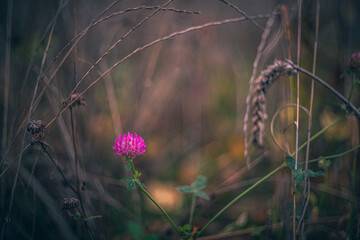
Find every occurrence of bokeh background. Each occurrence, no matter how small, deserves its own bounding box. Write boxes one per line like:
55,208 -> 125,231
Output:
1,0 -> 360,239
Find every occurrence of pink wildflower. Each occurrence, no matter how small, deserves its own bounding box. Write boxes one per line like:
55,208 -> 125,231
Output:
113,132 -> 146,159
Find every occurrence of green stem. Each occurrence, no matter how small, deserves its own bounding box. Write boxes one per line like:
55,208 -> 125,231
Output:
198,163 -> 287,237
130,159 -> 136,176
129,160 -> 181,236
198,112 -> 350,237
308,144 -> 360,164
189,194 -> 196,225
136,181 -> 181,236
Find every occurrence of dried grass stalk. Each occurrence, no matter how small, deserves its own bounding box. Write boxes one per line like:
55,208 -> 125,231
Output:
249,60 -> 296,149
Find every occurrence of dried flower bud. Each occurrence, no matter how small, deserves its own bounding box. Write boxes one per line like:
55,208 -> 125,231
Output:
348,51 -> 360,71
27,120 -> 46,140
63,94 -> 87,108
62,197 -> 80,210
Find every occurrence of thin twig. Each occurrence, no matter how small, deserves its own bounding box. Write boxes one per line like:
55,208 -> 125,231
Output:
95,5 -> 200,26
218,0 -> 263,31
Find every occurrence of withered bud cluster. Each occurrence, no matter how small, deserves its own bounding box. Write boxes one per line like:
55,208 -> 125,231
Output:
27,120 -> 46,140
250,60 -> 296,149
348,51 -> 360,71
63,94 -> 87,108
62,197 -> 80,210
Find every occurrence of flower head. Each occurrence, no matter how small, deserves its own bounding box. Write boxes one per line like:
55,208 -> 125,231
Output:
113,132 -> 146,159
349,51 -> 360,71
62,197 -> 80,210
27,119 -> 46,141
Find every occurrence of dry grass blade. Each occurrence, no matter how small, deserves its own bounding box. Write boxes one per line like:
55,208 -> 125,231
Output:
94,5 -> 200,26
219,0 -> 263,31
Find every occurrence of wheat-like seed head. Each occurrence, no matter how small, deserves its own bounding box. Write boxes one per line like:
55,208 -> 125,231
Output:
249,60 -> 296,149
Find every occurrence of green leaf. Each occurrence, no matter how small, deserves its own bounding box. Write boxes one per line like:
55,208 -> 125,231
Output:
285,156 -> 301,171
177,175 -> 209,195
195,190 -> 210,201
126,161 -> 132,171
176,186 -> 194,193
339,103 -> 347,111
127,181 -> 135,191
73,214 -> 86,222
318,159 -> 331,169
191,176 -> 207,190
135,180 -> 146,189
127,220 -> 143,240
178,224 -> 192,232
340,71 -> 351,78
120,177 -> 133,182
304,169 -> 325,177
293,169 -> 305,182
134,170 -> 140,178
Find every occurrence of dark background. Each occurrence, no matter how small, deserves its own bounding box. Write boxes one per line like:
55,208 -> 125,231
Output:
1,0 -> 360,239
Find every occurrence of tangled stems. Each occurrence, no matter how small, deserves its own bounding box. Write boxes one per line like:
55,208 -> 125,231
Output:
128,159 -> 181,237
197,112 -> 352,238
